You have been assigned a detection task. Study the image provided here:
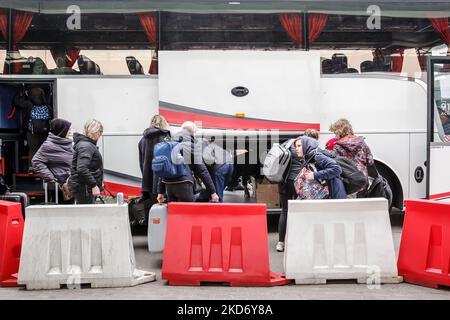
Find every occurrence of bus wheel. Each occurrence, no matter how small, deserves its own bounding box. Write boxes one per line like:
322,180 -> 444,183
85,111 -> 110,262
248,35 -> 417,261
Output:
375,161 -> 403,214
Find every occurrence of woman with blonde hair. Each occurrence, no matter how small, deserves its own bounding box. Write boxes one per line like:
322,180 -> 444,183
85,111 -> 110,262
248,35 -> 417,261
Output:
68,119 -> 104,204
133,114 -> 171,224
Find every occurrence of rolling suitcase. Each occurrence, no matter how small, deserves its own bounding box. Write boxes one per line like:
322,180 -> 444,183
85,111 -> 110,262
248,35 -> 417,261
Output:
43,181 -> 60,205
147,203 -> 168,253
128,196 -> 154,226
0,192 -> 29,218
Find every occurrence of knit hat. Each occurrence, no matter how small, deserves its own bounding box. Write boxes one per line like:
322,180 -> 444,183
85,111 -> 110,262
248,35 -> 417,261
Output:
50,118 -> 72,138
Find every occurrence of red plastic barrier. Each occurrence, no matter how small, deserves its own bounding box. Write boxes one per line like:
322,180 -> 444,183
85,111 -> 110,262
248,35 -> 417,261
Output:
0,200 -> 24,287
398,200 -> 450,289
162,203 -> 290,286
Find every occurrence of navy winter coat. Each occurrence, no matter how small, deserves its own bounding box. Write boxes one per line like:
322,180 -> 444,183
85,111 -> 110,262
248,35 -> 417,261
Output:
301,136 -> 347,199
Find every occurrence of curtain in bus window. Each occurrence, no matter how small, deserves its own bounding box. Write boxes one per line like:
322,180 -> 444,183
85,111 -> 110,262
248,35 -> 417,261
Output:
0,9 -> 7,40
430,17 -> 450,54
279,13 -> 328,47
308,14 -> 328,44
0,10 -> 32,48
139,12 -> 158,74
391,48 -> 404,73
12,10 -> 32,50
279,13 -> 302,46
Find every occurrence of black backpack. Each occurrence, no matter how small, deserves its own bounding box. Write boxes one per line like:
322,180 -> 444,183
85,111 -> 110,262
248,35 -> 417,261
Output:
313,148 -> 367,195
366,175 -> 393,209
332,156 -> 368,195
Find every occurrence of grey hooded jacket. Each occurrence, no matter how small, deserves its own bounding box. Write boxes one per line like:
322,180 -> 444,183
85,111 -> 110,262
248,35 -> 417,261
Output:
31,133 -> 73,184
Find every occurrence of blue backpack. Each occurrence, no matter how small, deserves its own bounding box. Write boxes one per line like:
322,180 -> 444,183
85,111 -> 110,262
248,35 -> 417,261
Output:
152,140 -> 187,179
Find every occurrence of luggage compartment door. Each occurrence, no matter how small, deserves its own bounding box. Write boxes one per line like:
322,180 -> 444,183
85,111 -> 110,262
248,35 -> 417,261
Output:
427,57 -> 450,200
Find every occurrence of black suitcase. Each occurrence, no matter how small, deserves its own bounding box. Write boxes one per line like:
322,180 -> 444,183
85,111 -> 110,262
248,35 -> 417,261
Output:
128,197 -> 155,226
0,192 -> 30,218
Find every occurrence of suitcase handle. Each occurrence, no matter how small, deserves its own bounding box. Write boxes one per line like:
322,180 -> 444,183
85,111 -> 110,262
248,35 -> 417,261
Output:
43,181 -> 59,204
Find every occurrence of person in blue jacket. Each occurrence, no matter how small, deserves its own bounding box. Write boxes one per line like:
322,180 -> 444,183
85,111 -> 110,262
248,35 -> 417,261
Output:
294,136 -> 347,200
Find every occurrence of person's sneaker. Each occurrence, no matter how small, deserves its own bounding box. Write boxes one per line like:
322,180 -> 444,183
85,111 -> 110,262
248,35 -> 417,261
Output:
276,242 -> 285,252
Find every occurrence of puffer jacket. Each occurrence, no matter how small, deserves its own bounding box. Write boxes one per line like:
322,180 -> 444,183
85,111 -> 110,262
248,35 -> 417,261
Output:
31,133 -> 73,184
158,129 -> 216,195
333,135 -> 374,179
138,127 -> 171,194
302,136 -> 347,199
68,133 -> 103,193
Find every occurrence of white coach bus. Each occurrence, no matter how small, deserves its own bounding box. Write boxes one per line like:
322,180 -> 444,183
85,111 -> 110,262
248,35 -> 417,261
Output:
0,0 -> 449,210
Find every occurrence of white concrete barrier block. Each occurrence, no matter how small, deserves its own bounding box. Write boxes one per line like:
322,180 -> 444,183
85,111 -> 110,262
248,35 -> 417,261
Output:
18,204 -> 155,290
284,198 -> 402,285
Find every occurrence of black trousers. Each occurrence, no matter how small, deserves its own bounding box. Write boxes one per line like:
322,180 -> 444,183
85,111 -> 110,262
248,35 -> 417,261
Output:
27,132 -> 47,168
166,182 -> 194,202
278,179 -> 297,242
74,186 -> 95,204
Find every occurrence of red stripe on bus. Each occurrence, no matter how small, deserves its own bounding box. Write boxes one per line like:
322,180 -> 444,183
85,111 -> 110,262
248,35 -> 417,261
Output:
103,181 -> 141,199
429,191 -> 450,200
160,109 -> 320,131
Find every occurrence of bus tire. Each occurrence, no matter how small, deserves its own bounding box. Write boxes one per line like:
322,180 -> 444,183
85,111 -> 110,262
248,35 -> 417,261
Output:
374,160 -> 403,214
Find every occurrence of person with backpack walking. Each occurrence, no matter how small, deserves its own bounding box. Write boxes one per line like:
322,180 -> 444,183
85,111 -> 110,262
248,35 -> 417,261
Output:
13,86 -> 53,168
275,137 -> 304,252
139,116 -> 171,194
130,115 -> 171,225
156,121 -> 219,204
329,118 -> 376,195
68,119 -> 104,204
31,118 -> 73,203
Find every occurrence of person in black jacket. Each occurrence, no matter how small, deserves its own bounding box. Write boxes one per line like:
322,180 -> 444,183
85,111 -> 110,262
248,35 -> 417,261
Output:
157,121 -> 219,203
13,86 -> 53,167
276,137 -> 303,252
68,119 -> 104,204
138,115 -> 171,201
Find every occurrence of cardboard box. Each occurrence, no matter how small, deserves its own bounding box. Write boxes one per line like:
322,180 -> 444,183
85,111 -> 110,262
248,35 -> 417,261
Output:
256,180 -> 280,209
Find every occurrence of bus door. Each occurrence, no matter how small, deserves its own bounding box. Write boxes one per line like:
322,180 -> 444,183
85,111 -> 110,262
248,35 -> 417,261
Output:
427,57 -> 450,201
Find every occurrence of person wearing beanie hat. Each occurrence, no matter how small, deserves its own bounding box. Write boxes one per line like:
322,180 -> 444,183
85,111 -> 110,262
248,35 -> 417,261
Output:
50,118 -> 72,138
32,118 -> 74,203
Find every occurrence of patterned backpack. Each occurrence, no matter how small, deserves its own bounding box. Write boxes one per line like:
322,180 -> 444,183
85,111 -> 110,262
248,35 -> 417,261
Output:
29,105 -> 51,134
294,165 -> 329,200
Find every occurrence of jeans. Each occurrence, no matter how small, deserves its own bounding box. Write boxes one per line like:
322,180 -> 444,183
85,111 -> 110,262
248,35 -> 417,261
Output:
213,163 -> 234,202
278,179 -> 297,242
166,182 -> 194,202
